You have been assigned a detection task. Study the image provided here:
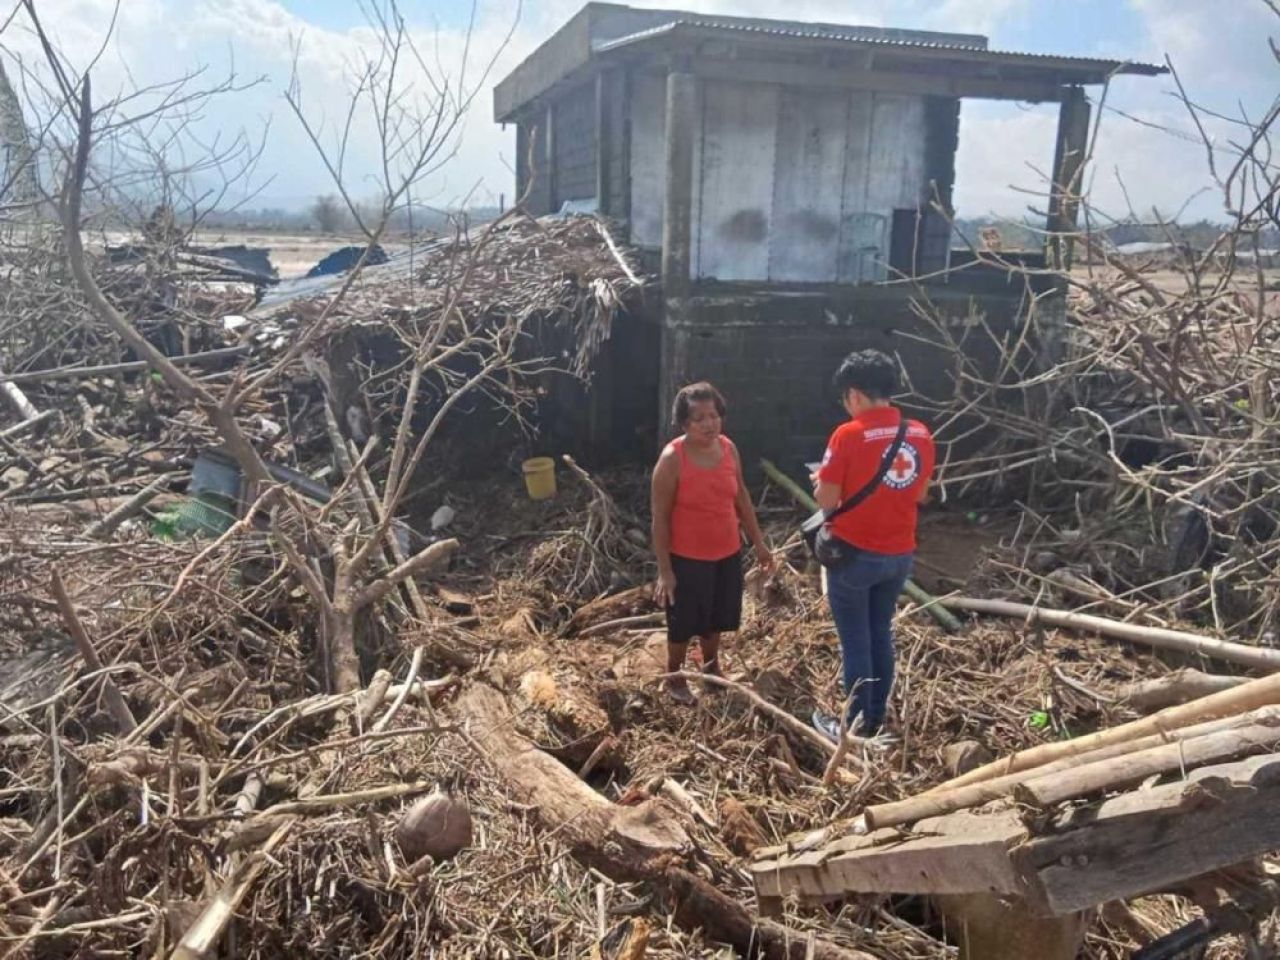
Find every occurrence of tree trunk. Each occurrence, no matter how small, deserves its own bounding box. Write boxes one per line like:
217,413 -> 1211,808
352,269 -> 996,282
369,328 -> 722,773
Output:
455,683 -> 873,960
328,605 -> 362,695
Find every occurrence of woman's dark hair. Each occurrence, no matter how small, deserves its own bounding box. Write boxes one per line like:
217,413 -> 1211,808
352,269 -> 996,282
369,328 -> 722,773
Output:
832,349 -> 898,401
671,381 -> 726,428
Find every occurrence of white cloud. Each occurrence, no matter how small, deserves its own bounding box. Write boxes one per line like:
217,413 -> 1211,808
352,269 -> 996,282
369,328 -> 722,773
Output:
2,0 -> 1274,221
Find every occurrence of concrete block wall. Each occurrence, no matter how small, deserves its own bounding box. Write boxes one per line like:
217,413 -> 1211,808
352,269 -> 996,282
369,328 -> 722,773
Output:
659,279 -> 1063,476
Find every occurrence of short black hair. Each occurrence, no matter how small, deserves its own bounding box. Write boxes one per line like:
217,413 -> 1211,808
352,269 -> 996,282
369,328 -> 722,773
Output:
832,349 -> 898,401
671,381 -> 726,429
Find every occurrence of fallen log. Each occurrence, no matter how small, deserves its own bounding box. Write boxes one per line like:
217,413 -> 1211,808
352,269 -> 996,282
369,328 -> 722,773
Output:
513,666 -> 615,769
567,585 -> 655,635
758,458 -> 961,632
940,596 -> 1280,673
1013,713 -> 1280,810
863,706 -> 1280,831
1121,668 -> 1247,712
934,670 -> 1280,791
456,683 -> 872,959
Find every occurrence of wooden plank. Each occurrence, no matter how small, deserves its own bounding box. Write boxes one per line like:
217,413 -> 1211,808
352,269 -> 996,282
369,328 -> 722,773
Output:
753,810 -> 1027,901
768,87 -> 848,282
628,72 -> 666,249
695,79 -> 777,281
866,92 -> 926,220
1019,755 -> 1280,914
837,91 -> 875,284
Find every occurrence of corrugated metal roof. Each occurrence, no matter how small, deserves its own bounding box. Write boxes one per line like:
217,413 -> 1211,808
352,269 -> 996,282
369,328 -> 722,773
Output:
592,16 -> 1166,76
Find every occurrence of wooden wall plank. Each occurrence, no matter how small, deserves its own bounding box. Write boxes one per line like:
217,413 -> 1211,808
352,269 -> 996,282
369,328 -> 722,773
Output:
628,72 -> 667,250
695,79 -> 778,282
769,88 -> 849,282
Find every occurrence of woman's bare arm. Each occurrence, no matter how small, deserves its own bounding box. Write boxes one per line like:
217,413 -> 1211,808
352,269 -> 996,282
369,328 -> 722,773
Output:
651,446 -> 680,605
729,442 -> 772,569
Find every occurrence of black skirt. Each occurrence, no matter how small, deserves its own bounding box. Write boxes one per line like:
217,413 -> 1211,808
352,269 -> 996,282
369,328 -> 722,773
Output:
665,552 -> 744,645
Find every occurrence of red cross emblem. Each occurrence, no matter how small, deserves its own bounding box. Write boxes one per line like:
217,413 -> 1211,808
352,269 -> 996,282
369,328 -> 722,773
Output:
885,445 -> 918,488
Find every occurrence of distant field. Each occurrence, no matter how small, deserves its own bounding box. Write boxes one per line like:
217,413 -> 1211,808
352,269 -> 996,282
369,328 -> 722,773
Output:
189,230 -> 410,279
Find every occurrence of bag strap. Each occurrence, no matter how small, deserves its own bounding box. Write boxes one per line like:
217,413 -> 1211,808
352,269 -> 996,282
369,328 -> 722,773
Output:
826,417 -> 909,523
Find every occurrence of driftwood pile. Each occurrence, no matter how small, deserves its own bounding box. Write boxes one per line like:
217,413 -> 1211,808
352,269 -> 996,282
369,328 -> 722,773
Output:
3,210 -> 1278,959
908,252 -> 1280,646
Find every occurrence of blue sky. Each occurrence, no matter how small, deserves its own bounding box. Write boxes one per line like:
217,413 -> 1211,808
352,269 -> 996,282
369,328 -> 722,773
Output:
277,0 -> 1150,57
9,0 -> 1278,220
277,0 -> 481,32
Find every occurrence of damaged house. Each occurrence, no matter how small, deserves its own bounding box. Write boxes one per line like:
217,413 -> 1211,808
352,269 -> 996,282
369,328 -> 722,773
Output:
494,3 -> 1164,465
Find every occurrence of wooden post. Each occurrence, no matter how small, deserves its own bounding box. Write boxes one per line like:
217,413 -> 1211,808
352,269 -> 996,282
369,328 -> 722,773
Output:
545,102 -> 557,215
620,69 -> 632,230
596,70 -> 613,216
1046,85 -> 1090,270
661,70 -> 697,298
933,894 -> 1086,960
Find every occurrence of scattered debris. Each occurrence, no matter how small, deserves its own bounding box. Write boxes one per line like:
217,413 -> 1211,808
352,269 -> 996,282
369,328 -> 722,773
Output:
305,243 -> 388,277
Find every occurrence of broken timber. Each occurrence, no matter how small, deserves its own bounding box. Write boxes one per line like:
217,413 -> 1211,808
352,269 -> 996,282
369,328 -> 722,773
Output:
456,683 -> 873,960
753,754 -> 1280,918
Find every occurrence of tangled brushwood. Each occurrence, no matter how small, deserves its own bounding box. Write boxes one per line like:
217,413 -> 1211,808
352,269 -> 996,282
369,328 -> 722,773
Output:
4,1 -> 1280,958
911,198 -> 1280,644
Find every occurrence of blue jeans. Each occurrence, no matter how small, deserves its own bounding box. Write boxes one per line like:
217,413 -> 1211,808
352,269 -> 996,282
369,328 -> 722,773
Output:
826,550 -> 913,735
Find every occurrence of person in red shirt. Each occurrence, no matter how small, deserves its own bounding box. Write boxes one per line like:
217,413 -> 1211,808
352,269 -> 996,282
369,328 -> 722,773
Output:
810,350 -> 934,744
652,383 -> 773,704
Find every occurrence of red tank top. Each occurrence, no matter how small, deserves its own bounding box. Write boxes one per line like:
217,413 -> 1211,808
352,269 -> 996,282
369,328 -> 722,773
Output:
669,436 -> 741,561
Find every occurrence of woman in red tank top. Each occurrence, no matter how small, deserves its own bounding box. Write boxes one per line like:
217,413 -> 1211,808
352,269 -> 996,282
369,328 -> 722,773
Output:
651,383 -> 773,704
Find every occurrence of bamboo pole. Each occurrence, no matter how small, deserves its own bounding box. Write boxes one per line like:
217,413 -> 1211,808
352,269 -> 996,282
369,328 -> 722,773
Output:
1122,668 -> 1247,712
939,596 -> 1280,673
863,706 -> 1280,831
1014,716 -> 1280,810
759,458 -> 961,632
934,671 -> 1280,792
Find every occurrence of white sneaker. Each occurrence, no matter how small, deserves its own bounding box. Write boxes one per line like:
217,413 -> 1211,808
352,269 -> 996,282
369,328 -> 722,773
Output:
866,730 -> 900,751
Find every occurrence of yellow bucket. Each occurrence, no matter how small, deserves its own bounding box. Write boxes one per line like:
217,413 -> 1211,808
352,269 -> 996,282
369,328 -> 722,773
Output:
521,456 -> 557,501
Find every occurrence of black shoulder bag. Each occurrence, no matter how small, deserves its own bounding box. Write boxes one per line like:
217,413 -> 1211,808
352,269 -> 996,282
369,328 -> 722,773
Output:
801,418 -> 908,568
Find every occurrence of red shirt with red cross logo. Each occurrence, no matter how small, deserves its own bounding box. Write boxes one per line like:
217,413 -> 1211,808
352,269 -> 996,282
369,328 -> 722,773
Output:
817,406 -> 935,555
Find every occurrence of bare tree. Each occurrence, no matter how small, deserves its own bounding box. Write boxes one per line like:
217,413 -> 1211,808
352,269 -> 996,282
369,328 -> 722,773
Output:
19,0 -> 528,697
902,8 -> 1280,643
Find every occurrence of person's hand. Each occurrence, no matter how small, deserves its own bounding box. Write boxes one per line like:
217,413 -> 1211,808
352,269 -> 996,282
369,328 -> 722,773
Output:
654,569 -> 677,607
755,543 -> 775,574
